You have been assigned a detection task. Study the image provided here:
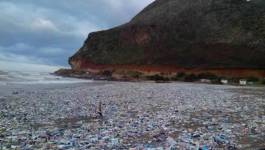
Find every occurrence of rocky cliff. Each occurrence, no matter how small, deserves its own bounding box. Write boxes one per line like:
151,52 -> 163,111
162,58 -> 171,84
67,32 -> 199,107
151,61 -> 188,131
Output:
69,0 -> 265,78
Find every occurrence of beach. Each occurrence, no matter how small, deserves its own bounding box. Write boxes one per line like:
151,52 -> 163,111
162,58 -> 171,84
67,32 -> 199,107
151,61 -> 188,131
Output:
0,81 -> 264,149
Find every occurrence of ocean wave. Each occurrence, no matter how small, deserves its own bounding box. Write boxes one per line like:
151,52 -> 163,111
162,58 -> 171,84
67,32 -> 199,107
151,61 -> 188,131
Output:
0,70 -> 92,85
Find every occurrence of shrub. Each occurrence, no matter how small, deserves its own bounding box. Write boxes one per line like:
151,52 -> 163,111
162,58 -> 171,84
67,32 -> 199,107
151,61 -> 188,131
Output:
184,74 -> 199,82
101,70 -> 112,77
127,71 -> 143,79
197,73 -> 218,80
229,77 -> 240,83
147,74 -> 170,81
172,72 -> 186,81
211,78 -> 222,84
262,79 -> 265,85
177,72 -> 186,78
246,77 -> 259,82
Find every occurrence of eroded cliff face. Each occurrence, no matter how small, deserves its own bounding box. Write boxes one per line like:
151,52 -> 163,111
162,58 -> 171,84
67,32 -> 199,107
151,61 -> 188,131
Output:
69,0 -> 265,78
68,58 -> 265,79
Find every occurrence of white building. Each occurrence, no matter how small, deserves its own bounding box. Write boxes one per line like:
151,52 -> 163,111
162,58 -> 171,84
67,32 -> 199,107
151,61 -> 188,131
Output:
239,79 -> 247,85
200,79 -> 211,83
221,79 -> 228,84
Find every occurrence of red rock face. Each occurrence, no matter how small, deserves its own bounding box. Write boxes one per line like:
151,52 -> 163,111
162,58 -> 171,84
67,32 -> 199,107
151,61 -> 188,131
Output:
70,59 -> 265,78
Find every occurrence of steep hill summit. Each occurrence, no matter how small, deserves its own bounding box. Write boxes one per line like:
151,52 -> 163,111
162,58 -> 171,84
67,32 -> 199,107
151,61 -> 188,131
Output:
68,0 -> 265,79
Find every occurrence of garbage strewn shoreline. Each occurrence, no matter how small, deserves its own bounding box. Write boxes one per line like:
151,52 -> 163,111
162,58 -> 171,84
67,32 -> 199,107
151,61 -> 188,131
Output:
0,82 -> 264,149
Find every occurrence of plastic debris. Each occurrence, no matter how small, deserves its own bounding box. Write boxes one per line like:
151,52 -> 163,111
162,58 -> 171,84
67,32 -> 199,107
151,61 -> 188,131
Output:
214,134 -> 229,145
0,82 -> 264,149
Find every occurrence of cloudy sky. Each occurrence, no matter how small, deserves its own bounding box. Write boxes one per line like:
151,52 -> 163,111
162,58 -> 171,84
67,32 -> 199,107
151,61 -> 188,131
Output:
0,0 -> 154,67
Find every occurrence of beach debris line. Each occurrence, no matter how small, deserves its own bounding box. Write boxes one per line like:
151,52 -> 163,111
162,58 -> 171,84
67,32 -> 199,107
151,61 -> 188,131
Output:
0,82 -> 264,149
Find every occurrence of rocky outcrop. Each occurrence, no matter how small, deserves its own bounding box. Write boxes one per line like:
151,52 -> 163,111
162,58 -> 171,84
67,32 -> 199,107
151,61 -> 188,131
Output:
69,0 -> 265,78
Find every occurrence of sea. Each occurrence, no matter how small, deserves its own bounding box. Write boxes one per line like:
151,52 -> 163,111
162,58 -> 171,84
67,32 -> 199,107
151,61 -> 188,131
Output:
0,61 -> 91,85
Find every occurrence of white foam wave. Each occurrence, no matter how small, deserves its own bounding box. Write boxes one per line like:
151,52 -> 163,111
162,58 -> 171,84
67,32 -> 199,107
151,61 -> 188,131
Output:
0,70 -> 91,85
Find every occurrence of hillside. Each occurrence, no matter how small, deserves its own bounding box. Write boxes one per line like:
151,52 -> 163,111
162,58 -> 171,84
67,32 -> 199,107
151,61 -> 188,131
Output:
68,0 -> 265,78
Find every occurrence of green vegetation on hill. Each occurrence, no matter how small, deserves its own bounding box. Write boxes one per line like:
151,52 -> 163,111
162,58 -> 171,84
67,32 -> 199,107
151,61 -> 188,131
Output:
70,0 -> 265,72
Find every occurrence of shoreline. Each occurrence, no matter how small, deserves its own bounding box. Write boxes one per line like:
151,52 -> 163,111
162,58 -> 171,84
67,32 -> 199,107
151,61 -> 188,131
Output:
54,68 -> 265,87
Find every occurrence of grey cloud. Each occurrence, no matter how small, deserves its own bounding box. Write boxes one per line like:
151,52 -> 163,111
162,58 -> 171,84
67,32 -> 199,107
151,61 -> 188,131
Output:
0,0 -> 154,66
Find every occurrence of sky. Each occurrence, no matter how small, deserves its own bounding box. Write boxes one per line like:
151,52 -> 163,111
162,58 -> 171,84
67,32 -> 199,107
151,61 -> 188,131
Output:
0,0 -> 154,67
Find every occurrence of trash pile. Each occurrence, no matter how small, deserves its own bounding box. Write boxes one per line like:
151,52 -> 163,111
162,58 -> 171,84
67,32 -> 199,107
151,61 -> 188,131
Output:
0,82 -> 264,149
